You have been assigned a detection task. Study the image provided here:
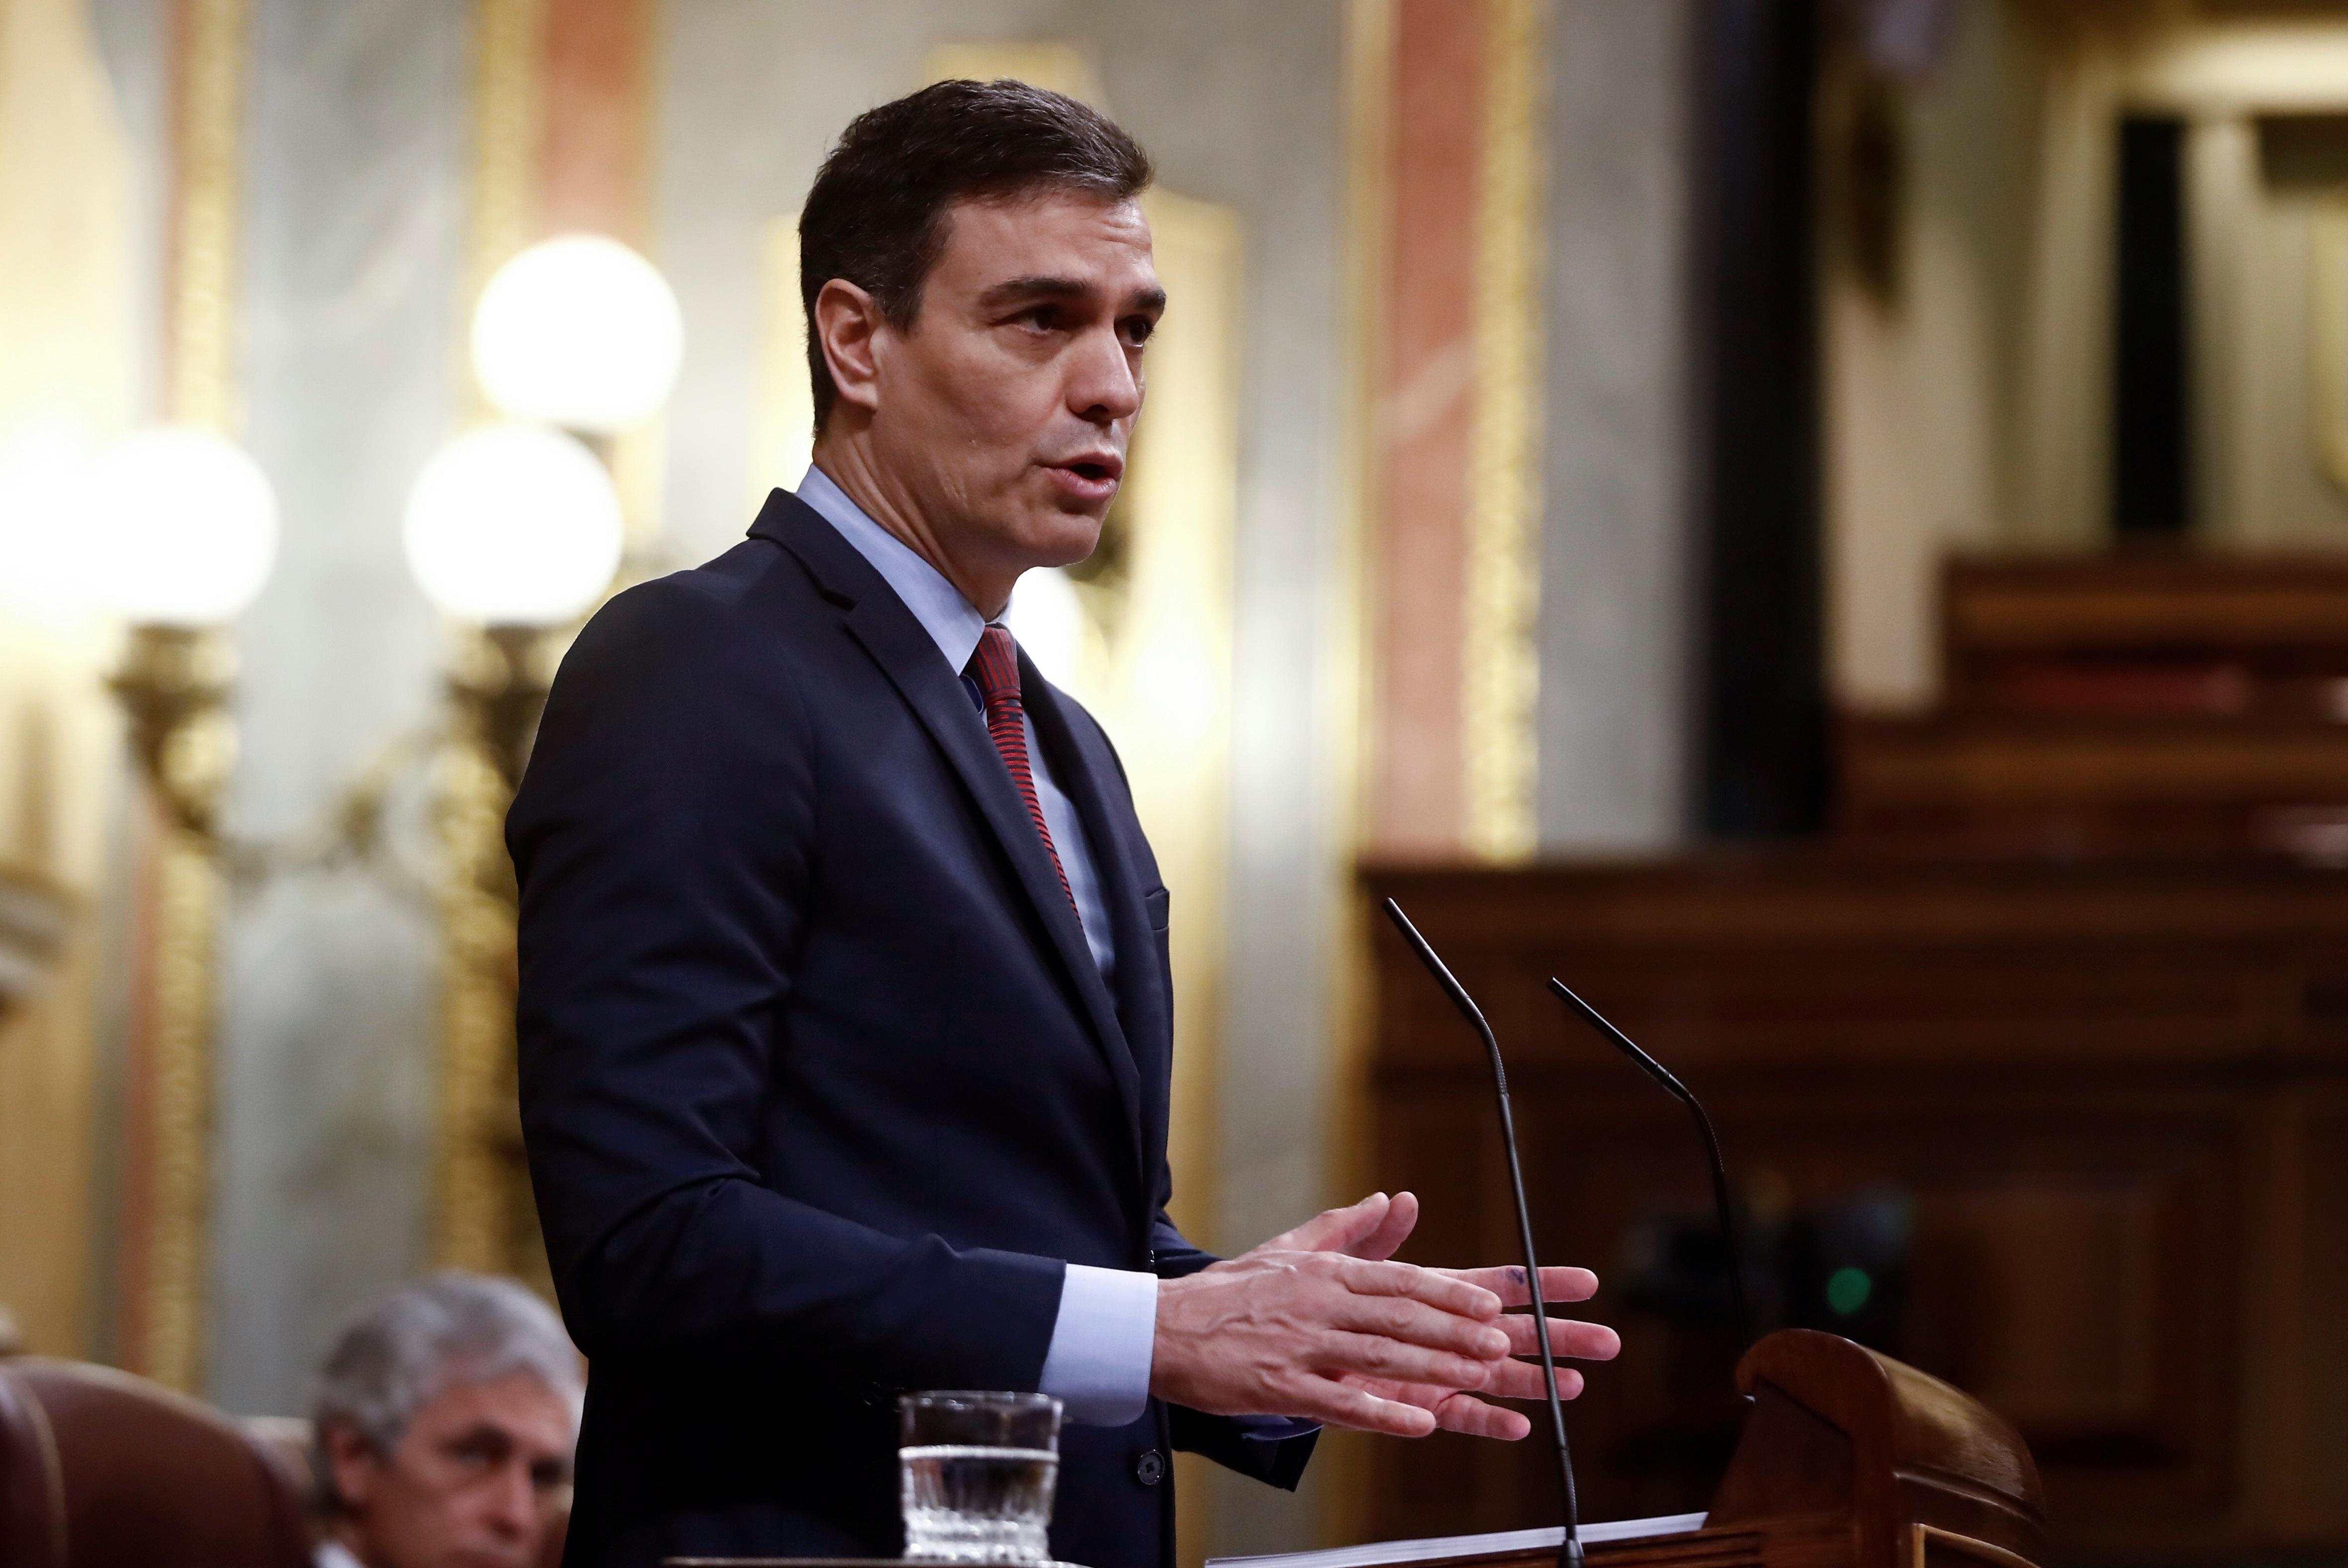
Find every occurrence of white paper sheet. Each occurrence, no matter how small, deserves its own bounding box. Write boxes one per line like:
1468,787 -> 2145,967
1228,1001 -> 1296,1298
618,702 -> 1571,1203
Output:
1206,1513 -> 1711,1568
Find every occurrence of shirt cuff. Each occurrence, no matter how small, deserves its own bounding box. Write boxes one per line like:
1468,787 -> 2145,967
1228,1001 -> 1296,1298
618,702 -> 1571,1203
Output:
1038,1264 -> 1159,1426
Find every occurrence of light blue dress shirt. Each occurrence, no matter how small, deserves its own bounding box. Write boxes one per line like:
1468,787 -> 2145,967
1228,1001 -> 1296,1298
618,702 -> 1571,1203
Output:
795,465 -> 1157,1427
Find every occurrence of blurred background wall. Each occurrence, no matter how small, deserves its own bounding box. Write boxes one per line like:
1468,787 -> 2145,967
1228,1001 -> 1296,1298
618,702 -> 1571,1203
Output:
4,1 -> 2348,1565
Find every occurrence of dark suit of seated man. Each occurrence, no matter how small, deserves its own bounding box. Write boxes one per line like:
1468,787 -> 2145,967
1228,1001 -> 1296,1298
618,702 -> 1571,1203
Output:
510,80 -> 1620,1568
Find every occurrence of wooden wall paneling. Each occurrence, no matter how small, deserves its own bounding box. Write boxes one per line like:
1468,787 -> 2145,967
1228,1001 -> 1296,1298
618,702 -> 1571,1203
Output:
2287,1086 -> 2348,1534
1364,861 -> 2348,1563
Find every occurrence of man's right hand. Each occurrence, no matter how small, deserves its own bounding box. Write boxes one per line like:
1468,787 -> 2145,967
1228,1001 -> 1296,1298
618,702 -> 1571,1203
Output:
1150,1244 -> 1511,1437
1148,1191 -> 1614,1439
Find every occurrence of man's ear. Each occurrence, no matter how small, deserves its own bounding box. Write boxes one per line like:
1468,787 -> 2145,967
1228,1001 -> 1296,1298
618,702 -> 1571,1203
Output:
322,1419 -> 382,1513
813,277 -> 887,419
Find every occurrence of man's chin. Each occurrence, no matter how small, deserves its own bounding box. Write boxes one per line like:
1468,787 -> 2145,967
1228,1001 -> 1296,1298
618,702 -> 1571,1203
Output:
1018,511 -> 1109,571
447,1545 -> 537,1568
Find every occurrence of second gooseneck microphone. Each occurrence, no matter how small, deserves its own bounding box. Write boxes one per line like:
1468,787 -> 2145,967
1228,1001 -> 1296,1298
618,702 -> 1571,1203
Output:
1545,977 -> 1752,1354
1384,899 -> 1583,1568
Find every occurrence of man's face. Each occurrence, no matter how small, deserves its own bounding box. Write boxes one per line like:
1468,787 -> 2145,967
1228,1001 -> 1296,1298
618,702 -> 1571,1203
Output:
328,1370 -> 576,1568
859,190 -> 1163,600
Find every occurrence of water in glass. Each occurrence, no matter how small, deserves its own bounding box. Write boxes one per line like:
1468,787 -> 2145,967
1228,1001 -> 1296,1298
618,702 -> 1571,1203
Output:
899,1391 -> 1062,1564
900,1443 -> 1058,1562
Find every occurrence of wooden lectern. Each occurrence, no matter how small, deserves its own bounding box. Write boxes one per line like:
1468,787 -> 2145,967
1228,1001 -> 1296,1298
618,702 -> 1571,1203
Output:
1342,1329 -> 2045,1568
665,1327 -> 2045,1568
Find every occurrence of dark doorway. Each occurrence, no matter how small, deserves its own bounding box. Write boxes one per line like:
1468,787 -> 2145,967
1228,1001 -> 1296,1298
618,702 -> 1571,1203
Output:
1690,0 -> 1827,837
2113,115 -> 2192,540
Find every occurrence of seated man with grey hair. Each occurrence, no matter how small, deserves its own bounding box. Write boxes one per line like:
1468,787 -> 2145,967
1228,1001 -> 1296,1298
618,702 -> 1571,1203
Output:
312,1273 -> 583,1568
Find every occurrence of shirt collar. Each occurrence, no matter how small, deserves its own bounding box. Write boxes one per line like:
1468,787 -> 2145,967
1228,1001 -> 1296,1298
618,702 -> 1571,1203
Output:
316,1543 -> 368,1568
796,464 -> 988,674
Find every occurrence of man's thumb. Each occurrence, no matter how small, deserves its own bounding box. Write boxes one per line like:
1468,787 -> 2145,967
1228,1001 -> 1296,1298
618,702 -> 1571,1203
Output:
1256,1192 -> 1392,1255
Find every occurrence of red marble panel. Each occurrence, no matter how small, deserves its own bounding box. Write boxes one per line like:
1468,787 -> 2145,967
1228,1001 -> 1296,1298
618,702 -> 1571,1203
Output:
541,0 -> 651,241
1370,0 -> 1485,855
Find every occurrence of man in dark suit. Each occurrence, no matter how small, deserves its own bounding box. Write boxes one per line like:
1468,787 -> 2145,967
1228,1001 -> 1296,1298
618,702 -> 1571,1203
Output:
510,81 -> 1618,1568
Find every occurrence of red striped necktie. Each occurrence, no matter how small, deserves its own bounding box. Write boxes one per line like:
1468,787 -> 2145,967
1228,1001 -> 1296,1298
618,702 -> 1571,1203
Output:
967,625 -> 1077,913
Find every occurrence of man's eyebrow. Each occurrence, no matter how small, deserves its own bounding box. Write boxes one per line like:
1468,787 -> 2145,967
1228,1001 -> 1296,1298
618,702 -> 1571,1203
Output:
978,276 -> 1168,314
978,275 -> 1092,309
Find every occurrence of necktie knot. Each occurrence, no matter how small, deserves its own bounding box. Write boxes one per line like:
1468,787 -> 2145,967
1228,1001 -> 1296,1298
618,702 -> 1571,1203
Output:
969,624 -> 1024,718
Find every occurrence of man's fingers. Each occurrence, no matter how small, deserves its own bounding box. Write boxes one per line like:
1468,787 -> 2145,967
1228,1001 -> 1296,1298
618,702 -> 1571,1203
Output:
1496,1313 -> 1622,1362
1287,1375 -> 1441,1438
1430,1393 -> 1533,1440
1479,1359 -> 1588,1403
1329,1291 -> 1512,1360
1337,1257 -> 1503,1319
1258,1192 -> 1393,1256
1351,1189 -> 1419,1261
1440,1264 -> 1600,1306
1316,1329 -> 1499,1391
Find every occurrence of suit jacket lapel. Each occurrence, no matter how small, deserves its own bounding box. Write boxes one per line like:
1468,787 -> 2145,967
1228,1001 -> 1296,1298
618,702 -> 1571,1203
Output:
758,493 -> 1146,1159
1022,664 -> 1170,1092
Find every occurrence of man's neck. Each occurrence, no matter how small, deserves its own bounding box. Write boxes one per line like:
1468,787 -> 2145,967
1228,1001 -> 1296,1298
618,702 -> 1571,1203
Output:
808,435 -> 1012,618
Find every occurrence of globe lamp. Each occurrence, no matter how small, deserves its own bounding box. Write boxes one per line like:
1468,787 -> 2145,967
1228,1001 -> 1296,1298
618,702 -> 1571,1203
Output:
470,235 -> 684,435
403,423 -> 624,628
86,425 -> 279,626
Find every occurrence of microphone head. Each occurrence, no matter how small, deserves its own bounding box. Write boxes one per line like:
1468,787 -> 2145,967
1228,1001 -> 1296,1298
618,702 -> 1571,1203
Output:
1547,977 -> 1695,1105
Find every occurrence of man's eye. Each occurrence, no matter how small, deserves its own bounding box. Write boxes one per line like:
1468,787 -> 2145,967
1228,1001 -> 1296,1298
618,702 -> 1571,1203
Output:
1123,318 -> 1156,346
441,1429 -> 512,1472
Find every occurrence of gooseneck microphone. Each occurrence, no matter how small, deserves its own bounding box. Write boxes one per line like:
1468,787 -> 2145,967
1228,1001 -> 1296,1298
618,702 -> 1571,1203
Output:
1545,978 -> 1752,1353
1384,899 -> 1582,1568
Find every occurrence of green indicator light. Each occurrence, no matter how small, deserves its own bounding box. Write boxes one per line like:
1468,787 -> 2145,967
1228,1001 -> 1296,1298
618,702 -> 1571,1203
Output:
1826,1266 -> 1873,1316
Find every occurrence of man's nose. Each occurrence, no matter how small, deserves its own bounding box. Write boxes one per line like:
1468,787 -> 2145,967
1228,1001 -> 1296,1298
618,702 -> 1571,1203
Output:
482,1461 -> 539,1539
1067,327 -> 1141,425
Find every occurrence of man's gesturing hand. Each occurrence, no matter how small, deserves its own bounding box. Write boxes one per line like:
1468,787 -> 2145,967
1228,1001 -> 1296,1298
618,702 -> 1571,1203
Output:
1148,1192 -> 1621,1439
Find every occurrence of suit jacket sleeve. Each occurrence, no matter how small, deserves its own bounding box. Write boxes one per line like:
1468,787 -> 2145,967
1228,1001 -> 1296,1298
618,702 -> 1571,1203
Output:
508,577 -> 1065,1393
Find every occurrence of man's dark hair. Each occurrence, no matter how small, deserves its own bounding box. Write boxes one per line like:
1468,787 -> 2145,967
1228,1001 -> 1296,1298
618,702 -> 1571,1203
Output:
798,79 -> 1154,431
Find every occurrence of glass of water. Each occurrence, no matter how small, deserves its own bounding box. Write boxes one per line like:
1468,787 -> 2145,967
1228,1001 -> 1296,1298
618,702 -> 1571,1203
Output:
898,1390 -> 1062,1563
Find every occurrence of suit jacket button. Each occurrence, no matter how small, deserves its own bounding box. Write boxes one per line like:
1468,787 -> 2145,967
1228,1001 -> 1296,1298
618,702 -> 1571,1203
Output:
1135,1449 -> 1165,1486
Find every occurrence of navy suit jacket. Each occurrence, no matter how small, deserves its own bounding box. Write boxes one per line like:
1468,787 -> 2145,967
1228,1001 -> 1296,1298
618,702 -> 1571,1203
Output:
509,490 -> 1314,1568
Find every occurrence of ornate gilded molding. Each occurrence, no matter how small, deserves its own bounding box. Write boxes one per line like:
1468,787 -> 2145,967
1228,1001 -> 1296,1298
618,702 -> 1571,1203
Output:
426,627 -> 541,1285
1460,0 -> 1549,864
123,0 -> 253,1394
465,0 -> 545,318
429,0 -> 551,1286
136,820 -> 224,1390
167,0 -> 248,433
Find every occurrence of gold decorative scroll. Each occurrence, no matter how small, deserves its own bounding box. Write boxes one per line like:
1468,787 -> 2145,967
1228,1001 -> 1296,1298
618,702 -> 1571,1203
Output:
167,0 -> 248,434
464,0 -> 544,322
126,0 -> 253,1394
1460,0 -> 1549,864
137,822 -> 224,1389
427,636 -> 538,1286
429,0 -> 549,1286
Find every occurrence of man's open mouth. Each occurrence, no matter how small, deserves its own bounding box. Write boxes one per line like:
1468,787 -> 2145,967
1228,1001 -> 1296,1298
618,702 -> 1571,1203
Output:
1054,452 -> 1125,485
